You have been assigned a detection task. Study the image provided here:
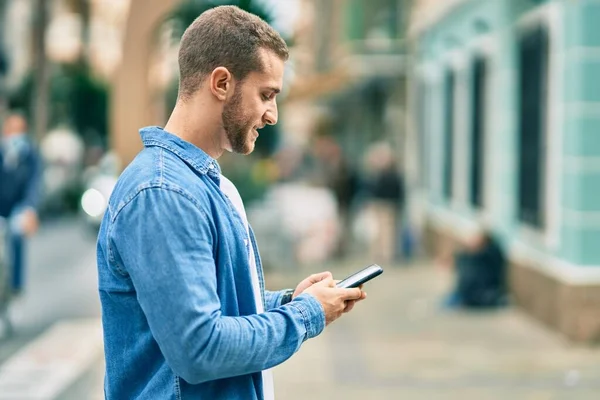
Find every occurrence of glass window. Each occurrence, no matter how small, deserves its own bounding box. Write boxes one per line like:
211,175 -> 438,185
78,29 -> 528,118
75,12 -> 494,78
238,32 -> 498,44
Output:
443,68 -> 455,201
470,55 -> 488,208
517,24 -> 549,228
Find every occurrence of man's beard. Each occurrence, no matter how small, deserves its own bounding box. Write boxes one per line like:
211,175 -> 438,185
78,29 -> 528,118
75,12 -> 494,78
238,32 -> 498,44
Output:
222,85 -> 253,154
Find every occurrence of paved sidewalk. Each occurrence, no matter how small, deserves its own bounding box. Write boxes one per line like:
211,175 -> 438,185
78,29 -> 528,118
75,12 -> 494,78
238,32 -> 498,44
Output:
66,259 -> 600,399
268,259 -> 600,400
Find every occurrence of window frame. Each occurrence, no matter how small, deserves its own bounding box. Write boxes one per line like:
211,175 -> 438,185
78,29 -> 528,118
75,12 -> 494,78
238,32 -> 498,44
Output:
514,2 -> 563,251
439,50 -> 469,209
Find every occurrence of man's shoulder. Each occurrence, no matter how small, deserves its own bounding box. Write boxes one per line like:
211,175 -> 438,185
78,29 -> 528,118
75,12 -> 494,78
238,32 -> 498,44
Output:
108,148 -> 209,217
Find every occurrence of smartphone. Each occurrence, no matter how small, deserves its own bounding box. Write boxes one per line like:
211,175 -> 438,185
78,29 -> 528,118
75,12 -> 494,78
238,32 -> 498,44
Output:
336,264 -> 383,289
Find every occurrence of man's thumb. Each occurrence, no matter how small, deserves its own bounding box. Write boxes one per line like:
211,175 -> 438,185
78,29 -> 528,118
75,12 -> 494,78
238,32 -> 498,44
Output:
311,271 -> 333,283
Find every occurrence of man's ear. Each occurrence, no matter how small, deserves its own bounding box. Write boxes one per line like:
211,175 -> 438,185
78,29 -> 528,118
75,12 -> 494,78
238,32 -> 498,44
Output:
210,67 -> 232,101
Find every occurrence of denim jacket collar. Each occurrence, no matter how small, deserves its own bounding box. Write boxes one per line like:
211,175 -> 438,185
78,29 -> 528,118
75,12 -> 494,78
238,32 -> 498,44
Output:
140,126 -> 222,179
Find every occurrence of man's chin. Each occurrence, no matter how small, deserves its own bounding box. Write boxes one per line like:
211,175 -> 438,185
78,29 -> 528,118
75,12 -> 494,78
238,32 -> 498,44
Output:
240,142 -> 255,155
231,141 -> 254,155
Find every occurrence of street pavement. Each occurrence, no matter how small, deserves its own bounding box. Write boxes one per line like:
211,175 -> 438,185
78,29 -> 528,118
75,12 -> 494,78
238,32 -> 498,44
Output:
1,219 -> 600,399
0,216 -> 102,399
268,260 -> 600,399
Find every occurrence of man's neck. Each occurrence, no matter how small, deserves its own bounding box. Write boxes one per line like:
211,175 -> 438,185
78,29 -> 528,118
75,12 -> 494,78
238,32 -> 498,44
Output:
164,101 -> 226,159
2,132 -> 26,145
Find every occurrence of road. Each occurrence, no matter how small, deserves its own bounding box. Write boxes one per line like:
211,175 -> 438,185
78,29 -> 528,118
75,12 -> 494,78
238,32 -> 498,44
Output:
0,216 -> 102,399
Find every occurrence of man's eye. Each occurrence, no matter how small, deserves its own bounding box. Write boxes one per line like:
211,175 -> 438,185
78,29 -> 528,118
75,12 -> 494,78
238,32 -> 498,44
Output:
262,94 -> 270,101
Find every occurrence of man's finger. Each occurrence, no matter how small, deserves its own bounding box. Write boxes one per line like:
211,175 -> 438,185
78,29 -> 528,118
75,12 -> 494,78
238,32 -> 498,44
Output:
315,277 -> 335,288
339,288 -> 362,300
343,300 -> 356,313
310,271 -> 332,283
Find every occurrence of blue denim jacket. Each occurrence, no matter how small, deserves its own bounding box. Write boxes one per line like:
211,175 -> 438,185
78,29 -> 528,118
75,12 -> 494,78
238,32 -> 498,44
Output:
96,127 -> 325,399
0,134 -> 43,219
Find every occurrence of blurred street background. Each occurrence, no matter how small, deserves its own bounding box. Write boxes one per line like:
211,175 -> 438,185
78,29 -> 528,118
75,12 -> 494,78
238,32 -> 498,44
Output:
2,0 -> 600,398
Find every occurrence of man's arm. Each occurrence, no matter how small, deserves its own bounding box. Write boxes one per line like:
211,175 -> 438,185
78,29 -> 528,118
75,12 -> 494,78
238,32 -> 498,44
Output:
264,289 -> 293,310
110,186 -> 325,385
16,141 -> 43,212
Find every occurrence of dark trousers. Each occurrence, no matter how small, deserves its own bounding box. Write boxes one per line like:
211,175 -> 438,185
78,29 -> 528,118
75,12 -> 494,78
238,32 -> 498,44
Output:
9,233 -> 24,293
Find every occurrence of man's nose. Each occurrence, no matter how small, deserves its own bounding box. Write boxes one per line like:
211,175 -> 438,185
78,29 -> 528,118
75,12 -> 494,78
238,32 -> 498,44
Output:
264,103 -> 278,125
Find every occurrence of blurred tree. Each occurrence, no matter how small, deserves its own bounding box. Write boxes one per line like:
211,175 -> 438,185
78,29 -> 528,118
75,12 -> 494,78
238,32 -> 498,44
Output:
168,0 -> 274,40
0,0 -> 8,73
9,61 -> 109,146
31,0 -> 50,142
0,47 -> 6,76
0,0 -> 8,118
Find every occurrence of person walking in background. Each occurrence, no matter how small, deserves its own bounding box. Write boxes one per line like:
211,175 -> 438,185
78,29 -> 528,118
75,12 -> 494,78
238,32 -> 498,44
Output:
0,112 -> 43,296
96,7 -> 366,399
361,142 -> 405,264
309,134 -> 358,259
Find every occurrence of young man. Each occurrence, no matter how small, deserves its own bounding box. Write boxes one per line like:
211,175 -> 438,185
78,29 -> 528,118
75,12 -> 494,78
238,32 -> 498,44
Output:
0,113 -> 42,296
97,6 -> 366,399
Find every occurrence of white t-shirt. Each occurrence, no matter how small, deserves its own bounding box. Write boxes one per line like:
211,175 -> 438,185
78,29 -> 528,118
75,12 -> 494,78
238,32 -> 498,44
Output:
219,175 -> 275,400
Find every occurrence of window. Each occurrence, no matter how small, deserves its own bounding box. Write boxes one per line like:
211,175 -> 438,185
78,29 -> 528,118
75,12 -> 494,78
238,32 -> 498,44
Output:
517,24 -> 549,228
470,55 -> 487,208
443,68 -> 455,200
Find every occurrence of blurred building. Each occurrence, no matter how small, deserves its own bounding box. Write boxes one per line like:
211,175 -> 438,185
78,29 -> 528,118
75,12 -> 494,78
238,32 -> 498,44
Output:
408,0 -> 600,342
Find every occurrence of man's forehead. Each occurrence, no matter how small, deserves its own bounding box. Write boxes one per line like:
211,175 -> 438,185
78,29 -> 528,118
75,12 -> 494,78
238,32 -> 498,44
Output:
4,115 -> 26,127
253,48 -> 284,84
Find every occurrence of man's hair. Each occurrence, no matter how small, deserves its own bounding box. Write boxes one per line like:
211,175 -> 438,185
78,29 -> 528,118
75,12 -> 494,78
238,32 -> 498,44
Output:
178,5 -> 289,100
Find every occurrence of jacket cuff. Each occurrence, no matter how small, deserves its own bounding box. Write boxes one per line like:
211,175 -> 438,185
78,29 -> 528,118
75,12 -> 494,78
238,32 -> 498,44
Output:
288,293 -> 325,340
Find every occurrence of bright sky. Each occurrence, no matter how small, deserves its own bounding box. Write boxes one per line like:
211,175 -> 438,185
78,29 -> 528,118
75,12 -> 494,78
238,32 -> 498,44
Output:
257,0 -> 301,38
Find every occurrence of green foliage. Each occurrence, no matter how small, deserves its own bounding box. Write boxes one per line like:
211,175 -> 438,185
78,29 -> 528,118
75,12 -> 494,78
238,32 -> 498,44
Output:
8,60 -> 109,146
167,0 -> 274,41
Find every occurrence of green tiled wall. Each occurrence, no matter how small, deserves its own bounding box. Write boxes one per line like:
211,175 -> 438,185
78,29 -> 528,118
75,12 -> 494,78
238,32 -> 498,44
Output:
416,0 -> 600,266
561,225 -> 600,265
563,116 -> 600,157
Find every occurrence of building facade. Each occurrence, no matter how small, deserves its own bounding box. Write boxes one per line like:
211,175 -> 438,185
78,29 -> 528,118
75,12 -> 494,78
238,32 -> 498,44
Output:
408,0 -> 600,342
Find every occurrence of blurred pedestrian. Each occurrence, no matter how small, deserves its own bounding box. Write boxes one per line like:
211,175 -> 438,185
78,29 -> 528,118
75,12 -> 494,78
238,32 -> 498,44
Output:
309,134 -> 358,259
0,112 -> 43,296
361,142 -> 405,264
96,6 -> 366,399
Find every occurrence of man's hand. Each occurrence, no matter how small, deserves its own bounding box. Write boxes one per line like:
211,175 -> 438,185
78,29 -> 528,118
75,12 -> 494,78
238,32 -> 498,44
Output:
20,208 -> 39,237
340,283 -> 367,314
293,271 -> 333,299
302,278 -> 365,326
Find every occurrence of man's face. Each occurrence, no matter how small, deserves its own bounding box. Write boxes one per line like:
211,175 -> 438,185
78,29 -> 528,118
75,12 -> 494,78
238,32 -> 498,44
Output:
222,49 -> 284,155
2,115 -> 27,137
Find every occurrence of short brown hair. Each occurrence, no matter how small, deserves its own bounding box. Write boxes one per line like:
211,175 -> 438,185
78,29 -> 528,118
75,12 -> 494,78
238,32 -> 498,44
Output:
178,5 -> 289,100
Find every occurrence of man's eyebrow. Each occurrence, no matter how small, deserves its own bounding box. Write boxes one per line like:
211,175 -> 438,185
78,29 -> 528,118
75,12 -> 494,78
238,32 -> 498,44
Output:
265,87 -> 281,94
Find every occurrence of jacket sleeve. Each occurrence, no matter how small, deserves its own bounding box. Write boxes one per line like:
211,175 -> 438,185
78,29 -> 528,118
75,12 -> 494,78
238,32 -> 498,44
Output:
264,289 -> 290,310
109,186 -> 325,385
15,142 -> 43,212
